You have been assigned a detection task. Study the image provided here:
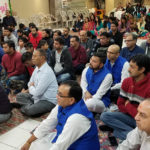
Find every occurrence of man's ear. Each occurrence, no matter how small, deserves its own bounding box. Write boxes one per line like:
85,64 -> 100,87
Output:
140,67 -> 145,74
70,97 -> 76,105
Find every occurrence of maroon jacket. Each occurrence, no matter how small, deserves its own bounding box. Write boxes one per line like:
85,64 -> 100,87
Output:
69,45 -> 87,67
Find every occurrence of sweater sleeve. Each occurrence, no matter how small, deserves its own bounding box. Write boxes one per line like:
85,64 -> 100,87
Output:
117,78 -> 138,117
8,54 -> 25,77
79,47 -> 87,64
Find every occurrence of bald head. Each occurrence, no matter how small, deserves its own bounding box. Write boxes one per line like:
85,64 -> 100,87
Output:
80,30 -> 87,42
107,44 -> 120,62
108,44 -> 120,53
135,99 -> 150,134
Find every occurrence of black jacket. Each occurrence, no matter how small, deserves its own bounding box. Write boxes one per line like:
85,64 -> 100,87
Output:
49,46 -> 74,77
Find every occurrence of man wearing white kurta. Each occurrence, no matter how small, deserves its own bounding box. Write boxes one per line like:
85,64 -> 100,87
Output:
21,81 -> 100,150
81,52 -> 113,113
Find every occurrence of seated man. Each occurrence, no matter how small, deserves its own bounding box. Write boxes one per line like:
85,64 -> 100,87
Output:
22,52 -> 35,77
80,30 -> 93,61
69,36 -> 87,75
49,37 -> 73,84
105,44 -> 129,104
4,27 -> 17,48
16,49 -> 58,116
109,21 -> 123,48
117,99 -> 150,150
81,52 -> 112,113
140,33 -> 150,57
100,54 -> 150,140
120,33 -> 144,61
2,40 -> 26,82
42,29 -> 53,50
0,85 -> 12,123
25,42 -> 34,54
62,27 -> 72,47
37,40 -> 51,64
21,80 -> 100,150
90,32 -> 114,58
29,26 -> 42,49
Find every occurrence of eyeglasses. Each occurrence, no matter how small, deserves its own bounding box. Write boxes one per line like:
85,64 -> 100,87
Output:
107,51 -> 118,54
57,92 -> 71,98
125,40 -> 134,42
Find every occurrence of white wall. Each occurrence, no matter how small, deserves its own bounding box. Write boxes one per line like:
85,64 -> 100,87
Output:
11,0 -> 49,19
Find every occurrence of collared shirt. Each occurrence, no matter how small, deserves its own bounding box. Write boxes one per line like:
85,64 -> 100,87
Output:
120,45 -> 145,61
34,105 -> 90,150
117,127 -> 150,150
28,62 -> 58,104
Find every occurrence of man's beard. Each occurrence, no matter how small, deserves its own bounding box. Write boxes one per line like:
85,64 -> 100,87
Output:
32,33 -> 37,37
89,63 -> 100,71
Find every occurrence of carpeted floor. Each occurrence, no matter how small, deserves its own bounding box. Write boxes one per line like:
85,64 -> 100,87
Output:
0,108 -> 117,150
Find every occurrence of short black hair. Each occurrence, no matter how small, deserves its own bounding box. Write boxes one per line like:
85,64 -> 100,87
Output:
3,40 -> 15,50
100,32 -> 110,38
42,29 -> 53,37
71,35 -> 80,42
61,80 -> 82,102
111,21 -> 118,27
29,22 -> 36,27
17,29 -> 23,33
18,37 -> 28,44
25,42 -> 33,49
4,27 -> 13,32
54,37 -> 65,45
31,26 -> 38,31
22,52 -> 32,63
19,23 -> 25,30
54,30 -> 62,36
93,51 -> 107,64
37,40 -> 48,48
130,54 -> 150,75
36,49 -> 47,59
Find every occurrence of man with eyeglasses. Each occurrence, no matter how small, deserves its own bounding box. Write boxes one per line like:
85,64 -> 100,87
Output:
105,45 -> 129,105
21,80 -> 100,150
140,34 -> 150,57
120,33 -> 144,61
100,54 -> 150,141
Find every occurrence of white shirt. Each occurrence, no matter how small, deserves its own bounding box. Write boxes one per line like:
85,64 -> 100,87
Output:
111,61 -> 129,90
34,105 -> 91,150
117,127 -> 150,150
28,62 -> 58,104
54,51 -> 63,73
81,66 -> 113,100
16,46 -> 26,54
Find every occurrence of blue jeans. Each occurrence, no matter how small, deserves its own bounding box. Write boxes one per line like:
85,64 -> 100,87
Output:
100,112 -> 136,140
8,74 -> 27,81
57,73 -> 71,84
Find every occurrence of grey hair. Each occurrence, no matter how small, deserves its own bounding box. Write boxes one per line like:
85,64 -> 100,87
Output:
126,32 -> 138,41
36,49 -> 47,59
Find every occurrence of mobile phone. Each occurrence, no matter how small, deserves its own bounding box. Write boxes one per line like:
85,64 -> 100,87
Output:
108,136 -> 118,146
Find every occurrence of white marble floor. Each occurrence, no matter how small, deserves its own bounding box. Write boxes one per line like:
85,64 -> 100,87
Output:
0,119 -> 40,150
